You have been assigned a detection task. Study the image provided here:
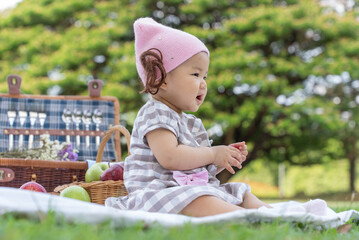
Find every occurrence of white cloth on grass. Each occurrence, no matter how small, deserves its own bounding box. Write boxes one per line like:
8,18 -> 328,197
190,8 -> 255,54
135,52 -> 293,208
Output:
0,187 -> 358,229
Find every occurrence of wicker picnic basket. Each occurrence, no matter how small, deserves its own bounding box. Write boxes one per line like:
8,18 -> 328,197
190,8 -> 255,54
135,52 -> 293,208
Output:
54,125 -> 130,205
0,74 -> 122,192
0,158 -> 88,191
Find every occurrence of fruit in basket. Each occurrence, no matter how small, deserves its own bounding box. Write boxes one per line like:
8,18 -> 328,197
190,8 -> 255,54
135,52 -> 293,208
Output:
60,185 -> 91,202
85,162 -> 109,183
19,182 -> 47,193
100,163 -> 124,181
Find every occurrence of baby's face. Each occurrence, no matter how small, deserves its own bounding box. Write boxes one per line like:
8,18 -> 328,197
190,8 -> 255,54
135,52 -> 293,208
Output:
162,52 -> 209,113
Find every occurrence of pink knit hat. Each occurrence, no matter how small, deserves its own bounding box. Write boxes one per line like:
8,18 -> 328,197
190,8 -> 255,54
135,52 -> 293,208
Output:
134,17 -> 209,86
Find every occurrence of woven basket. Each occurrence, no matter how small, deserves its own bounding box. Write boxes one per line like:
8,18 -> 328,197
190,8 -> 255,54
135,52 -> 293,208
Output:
0,158 -> 88,192
54,125 -> 130,205
0,76 -> 121,192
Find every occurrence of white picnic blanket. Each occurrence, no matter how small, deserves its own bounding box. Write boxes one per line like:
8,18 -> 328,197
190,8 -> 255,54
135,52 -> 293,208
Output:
0,187 -> 358,228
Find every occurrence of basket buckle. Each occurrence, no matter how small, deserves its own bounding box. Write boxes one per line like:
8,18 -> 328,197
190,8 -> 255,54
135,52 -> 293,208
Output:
31,173 -> 37,181
7,74 -> 22,95
0,168 -> 15,182
72,175 -> 78,182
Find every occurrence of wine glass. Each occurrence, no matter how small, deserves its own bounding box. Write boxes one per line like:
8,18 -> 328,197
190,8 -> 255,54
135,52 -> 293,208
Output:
82,109 -> 92,148
62,108 -> 72,143
72,108 -> 82,147
92,109 -> 103,148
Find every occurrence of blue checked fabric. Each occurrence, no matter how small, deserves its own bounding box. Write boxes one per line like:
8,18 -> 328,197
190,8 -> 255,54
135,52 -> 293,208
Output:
0,96 -> 117,161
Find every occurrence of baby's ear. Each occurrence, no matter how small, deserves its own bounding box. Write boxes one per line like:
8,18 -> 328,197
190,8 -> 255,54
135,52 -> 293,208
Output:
159,81 -> 168,90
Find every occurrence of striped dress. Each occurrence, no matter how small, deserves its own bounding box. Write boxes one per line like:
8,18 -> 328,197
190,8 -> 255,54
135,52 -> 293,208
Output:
105,98 -> 250,213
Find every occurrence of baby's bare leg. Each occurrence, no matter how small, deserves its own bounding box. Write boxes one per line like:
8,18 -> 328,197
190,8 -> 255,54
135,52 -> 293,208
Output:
239,191 -> 272,209
180,192 -> 272,217
180,195 -> 244,217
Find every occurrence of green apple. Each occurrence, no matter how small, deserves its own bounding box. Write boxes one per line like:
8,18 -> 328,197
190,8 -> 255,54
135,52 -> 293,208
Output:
85,162 -> 109,183
60,186 -> 91,202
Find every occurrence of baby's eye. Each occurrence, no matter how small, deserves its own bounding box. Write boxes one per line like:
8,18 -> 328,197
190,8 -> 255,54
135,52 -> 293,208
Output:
192,73 -> 200,77
203,76 -> 207,80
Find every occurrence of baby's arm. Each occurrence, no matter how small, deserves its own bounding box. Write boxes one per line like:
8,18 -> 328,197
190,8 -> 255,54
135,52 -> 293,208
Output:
146,128 -> 245,174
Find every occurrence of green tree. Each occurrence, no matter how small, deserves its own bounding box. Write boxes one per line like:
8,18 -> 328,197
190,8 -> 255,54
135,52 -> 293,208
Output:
177,0 -> 359,188
1,0 -> 358,191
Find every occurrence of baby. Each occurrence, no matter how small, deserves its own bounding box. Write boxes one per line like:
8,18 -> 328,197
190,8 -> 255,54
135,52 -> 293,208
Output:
105,17 -> 327,217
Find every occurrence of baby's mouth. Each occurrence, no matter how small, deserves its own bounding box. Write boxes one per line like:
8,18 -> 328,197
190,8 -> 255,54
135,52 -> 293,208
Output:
196,94 -> 203,101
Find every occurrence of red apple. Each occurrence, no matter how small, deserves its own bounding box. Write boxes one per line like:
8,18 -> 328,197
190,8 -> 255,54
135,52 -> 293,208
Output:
19,182 -> 47,193
100,164 -> 124,181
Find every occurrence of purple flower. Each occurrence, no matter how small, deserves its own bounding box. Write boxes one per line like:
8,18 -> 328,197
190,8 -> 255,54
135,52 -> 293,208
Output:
58,143 -> 78,161
67,151 -> 78,161
65,143 -> 73,151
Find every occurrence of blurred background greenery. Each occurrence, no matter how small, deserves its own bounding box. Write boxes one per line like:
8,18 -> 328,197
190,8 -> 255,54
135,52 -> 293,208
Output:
0,0 -> 358,200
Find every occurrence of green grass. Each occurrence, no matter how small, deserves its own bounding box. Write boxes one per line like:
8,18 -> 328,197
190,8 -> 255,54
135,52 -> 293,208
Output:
0,203 -> 358,240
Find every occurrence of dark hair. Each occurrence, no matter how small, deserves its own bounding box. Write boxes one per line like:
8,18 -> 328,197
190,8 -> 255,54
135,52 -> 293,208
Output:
140,48 -> 167,95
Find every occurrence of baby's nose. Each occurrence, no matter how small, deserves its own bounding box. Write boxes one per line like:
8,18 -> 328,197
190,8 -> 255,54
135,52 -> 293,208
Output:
200,80 -> 207,89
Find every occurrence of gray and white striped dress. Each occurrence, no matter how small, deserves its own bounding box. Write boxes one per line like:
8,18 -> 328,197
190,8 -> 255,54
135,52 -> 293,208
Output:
105,98 -> 250,213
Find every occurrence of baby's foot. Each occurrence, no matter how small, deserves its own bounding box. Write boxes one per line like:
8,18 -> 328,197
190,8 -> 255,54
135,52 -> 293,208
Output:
302,199 -> 327,216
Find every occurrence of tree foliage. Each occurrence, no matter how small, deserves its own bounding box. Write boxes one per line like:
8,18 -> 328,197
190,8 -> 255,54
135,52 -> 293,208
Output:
1,0 -> 358,186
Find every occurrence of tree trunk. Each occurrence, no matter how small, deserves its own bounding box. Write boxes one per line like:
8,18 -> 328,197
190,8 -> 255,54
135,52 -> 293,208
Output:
217,168 -> 235,184
224,127 -> 235,145
346,136 -> 357,193
349,155 -> 356,193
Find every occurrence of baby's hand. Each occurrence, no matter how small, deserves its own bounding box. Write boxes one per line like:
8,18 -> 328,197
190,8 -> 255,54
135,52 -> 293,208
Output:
211,145 -> 244,174
230,141 -> 248,162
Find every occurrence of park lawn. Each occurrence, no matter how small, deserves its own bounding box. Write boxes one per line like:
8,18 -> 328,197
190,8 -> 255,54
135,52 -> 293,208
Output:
1,203 -> 358,240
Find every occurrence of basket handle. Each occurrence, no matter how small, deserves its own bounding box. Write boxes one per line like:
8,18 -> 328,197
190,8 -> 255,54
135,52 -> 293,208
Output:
96,125 -> 131,163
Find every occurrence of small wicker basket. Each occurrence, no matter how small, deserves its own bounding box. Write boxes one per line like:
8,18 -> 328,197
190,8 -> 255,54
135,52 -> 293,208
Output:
54,125 -> 130,204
